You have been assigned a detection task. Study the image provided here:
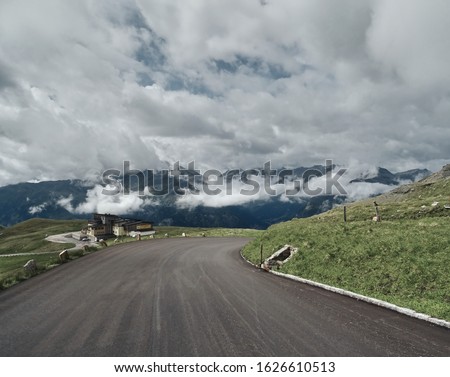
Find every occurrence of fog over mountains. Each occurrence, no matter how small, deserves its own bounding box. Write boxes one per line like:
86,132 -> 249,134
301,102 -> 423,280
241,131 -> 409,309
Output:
0,165 -> 430,229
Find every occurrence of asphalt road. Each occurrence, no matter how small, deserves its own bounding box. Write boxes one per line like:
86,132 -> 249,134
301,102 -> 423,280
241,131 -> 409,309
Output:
0,238 -> 449,356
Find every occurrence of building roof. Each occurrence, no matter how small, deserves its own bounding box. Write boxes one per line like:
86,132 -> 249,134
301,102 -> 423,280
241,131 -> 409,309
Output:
89,213 -> 153,230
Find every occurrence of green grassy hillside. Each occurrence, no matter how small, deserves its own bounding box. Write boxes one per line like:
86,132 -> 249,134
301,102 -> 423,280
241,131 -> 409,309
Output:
0,218 -> 85,255
0,219 -> 86,289
324,164 -> 450,222
242,165 -> 450,321
0,254 -> 62,289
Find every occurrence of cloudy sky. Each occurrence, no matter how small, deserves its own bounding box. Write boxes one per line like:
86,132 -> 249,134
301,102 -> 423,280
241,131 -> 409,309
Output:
1,0 -> 449,187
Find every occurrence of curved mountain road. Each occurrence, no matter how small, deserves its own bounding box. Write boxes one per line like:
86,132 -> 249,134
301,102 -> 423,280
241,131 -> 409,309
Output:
0,238 -> 448,356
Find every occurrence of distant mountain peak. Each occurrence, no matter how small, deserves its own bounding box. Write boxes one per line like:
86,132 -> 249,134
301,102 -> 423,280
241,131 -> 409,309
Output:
350,167 -> 431,186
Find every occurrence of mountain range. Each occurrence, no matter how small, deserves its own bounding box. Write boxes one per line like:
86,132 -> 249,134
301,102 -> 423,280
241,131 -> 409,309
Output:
0,166 -> 431,228
350,167 -> 431,185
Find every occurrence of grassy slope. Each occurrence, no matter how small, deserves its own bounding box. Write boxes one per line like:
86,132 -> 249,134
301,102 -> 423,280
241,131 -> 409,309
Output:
0,219 -> 86,289
243,167 -> 450,321
0,254 -> 61,288
325,172 -> 450,222
0,218 -> 85,255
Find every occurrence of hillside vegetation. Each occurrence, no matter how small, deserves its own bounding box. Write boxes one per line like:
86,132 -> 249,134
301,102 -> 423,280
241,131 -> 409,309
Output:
242,165 -> 450,321
0,219 -> 87,289
0,218 -> 85,255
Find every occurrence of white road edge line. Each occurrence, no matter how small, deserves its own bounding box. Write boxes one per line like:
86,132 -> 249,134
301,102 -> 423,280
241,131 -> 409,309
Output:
240,249 -> 450,330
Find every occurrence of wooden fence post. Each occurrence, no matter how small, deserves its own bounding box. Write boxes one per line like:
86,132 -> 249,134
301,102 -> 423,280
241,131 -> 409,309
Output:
374,201 -> 381,222
260,243 -> 263,267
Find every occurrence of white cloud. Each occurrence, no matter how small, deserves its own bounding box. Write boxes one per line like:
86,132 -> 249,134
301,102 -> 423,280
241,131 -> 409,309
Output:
56,195 -> 75,212
367,0 -> 450,89
0,0 -> 449,187
28,202 -> 49,215
63,185 -> 148,215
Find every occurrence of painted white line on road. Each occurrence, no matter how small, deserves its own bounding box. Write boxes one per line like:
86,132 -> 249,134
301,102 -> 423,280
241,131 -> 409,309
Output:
240,249 -> 450,330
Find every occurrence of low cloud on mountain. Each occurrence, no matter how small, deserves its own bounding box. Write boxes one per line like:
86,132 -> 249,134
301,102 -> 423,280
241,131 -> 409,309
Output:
51,165 -> 424,214
56,186 -> 157,215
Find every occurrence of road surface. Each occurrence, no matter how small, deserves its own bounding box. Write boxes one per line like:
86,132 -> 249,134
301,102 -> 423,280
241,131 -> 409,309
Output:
0,238 -> 448,356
